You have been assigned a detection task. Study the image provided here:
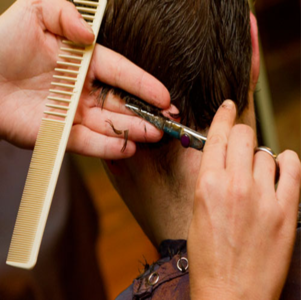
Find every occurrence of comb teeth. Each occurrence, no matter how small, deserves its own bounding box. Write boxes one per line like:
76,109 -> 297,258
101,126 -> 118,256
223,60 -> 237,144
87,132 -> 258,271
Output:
6,0 -> 107,269
45,0 -> 107,123
7,119 -> 64,267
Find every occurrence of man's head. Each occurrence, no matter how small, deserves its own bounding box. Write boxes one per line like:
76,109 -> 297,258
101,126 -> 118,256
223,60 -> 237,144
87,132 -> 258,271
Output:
98,0 -> 252,130
97,0 -> 259,245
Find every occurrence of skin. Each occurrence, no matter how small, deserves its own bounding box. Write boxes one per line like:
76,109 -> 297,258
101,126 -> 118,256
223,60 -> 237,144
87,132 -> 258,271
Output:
104,13 -> 301,299
0,0 -> 170,159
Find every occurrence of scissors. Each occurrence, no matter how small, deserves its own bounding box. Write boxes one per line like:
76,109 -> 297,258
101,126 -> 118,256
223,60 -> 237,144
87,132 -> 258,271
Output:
125,102 -> 207,151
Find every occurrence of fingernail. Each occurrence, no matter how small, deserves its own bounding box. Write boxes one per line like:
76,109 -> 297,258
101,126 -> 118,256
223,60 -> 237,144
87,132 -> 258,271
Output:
80,17 -> 94,35
221,100 -> 234,109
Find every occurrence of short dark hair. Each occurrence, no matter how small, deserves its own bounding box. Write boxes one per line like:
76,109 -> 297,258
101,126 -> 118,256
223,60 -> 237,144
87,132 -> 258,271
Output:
97,0 -> 252,130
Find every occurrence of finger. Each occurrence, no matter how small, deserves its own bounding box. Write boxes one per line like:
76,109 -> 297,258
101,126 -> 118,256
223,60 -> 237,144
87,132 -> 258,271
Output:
226,124 -> 255,175
200,100 -> 236,173
40,0 -> 95,45
82,88 -> 132,115
89,45 -> 171,109
68,124 -> 137,159
82,88 -> 178,120
80,108 -> 163,143
276,150 -> 301,216
253,150 -> 276,194
161,104 -> 180,121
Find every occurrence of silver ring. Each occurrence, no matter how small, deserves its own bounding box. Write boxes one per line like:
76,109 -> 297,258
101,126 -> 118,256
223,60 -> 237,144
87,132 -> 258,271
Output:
255,146 -> 279,183
176,257 -> 189,272
147,272 -> 159,286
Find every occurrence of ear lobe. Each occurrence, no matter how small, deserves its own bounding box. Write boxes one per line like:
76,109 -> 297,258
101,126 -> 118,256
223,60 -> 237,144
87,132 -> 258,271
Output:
250,12 -> 260,91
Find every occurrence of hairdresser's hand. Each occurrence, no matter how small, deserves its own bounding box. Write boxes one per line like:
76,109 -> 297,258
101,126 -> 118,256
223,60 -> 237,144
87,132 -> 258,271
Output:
0,0 -> 170,159
68,44 -> 171,158
188,100 -> 301,300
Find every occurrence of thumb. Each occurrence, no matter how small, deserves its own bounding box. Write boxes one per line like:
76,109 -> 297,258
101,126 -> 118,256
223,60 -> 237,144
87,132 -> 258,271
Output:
38,0 -> 95,45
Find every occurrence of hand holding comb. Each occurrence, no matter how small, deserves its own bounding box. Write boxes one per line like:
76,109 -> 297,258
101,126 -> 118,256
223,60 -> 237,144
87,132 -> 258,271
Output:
6,0 -> 107,269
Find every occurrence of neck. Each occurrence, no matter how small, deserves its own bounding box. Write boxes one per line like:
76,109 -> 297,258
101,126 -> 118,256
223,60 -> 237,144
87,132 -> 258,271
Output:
105,145 -> 202,248
104,97 -> 256,249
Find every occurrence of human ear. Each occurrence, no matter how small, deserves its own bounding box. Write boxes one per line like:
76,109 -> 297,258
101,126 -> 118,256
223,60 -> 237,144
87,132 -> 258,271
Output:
250,12 -> 260,92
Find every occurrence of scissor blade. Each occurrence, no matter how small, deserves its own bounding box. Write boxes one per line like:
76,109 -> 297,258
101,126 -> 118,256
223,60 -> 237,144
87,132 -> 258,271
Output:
125,103 -> 165,130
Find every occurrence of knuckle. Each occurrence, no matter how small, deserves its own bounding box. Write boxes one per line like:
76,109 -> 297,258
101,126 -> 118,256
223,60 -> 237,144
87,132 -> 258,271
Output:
207,133 -> 227,146
198,170 -> 218,194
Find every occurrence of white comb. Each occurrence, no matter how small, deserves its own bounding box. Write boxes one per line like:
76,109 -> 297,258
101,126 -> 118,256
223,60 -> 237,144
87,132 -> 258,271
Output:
6,0 -> 107,269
